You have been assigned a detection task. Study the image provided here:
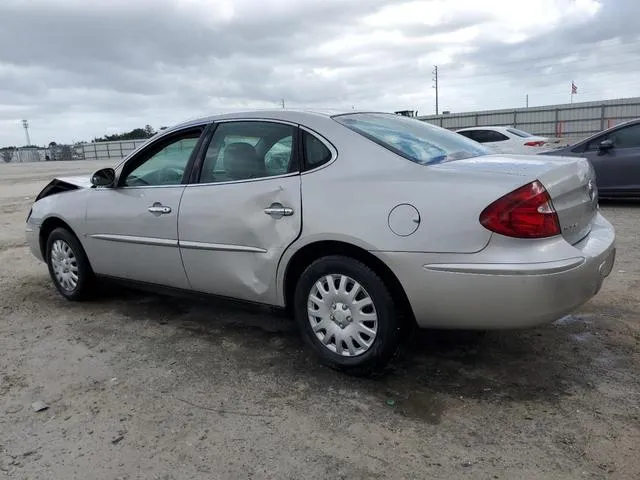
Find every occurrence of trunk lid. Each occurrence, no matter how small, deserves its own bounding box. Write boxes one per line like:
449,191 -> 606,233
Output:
535,154 -> 598,244
437,153 -> 598,244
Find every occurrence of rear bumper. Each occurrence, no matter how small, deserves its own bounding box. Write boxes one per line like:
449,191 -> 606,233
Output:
379,212 -> 616,329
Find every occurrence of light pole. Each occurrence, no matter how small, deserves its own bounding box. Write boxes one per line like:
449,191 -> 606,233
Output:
22,119 -> 31,146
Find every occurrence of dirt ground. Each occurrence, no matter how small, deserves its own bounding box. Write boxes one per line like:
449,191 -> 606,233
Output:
1,161 -> 639,480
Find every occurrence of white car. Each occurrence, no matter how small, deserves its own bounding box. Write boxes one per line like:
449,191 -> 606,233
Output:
456,126 -> 549,154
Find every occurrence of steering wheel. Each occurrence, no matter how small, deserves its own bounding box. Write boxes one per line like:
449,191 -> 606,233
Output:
126,175 -> 149,186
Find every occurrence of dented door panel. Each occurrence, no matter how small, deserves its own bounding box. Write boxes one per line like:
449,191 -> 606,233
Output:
177,174 -> 302,304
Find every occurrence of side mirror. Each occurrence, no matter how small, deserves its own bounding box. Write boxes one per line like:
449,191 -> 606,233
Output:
598,139 -> 614,152
90,168 -> 116,187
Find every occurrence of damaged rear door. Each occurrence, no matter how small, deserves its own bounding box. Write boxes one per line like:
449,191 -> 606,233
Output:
177,120 -> 302,304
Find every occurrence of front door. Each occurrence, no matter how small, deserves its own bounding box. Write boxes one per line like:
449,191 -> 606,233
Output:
83,125 -> 207,289
178,120 -> 302,304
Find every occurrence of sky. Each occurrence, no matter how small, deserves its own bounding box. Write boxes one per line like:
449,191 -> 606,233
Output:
0,0 -> 638,146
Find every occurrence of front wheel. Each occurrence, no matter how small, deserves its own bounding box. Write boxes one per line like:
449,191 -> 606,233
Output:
46,227 -> 95,301
293,255 -> 401,376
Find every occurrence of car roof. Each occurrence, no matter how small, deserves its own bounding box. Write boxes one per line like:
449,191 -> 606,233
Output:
170,108 -> 392,130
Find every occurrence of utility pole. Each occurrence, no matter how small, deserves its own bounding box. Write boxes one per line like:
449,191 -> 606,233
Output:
526,94 -> 529,108
432,65 -> 439,115
22,119 -> 31,146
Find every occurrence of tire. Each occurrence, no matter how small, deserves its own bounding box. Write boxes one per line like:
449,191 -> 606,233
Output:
293,255 -> 401,376
45,227 -> 95,301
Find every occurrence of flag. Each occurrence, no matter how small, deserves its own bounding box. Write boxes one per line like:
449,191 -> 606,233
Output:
571,81 -> 578,94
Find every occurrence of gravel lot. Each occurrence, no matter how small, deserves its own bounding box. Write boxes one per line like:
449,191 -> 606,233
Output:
1,161 -> 639,479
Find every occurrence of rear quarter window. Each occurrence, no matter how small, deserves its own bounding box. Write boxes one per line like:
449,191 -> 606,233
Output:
303,131 -> 333,169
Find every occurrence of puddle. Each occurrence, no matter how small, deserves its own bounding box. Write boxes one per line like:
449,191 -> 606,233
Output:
554,314 -> 594,326
387,390 -> 446,425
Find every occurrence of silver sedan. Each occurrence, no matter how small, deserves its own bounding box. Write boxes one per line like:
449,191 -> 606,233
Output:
26,110 -> 616,374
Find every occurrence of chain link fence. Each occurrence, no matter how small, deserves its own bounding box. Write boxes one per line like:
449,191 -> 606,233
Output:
73,139 -> 149,162
0,144 -> 78,163
419,96 -> 640,143
1,140 -> 149,164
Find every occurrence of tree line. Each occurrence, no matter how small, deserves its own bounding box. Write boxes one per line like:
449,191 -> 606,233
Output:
92,124 -> 157,142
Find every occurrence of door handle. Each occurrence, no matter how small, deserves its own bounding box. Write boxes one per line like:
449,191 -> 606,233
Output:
148,202 -> 171,215
264,202 -> 294,219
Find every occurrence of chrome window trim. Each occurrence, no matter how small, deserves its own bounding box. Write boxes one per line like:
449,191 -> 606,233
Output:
212,118 -> 299,127
179,240 -> 266,253
116,184 -> 188,190
89,234 -> 177,247
89,234 -> 265,253
186,171 -> 299,188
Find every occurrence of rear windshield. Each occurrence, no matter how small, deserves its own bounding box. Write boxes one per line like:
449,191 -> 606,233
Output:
333,113 -> 489,165
506,127 -> 533,138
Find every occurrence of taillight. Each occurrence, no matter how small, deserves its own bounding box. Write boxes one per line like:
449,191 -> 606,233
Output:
524,141 -> 546,147
479,180 -> 561,238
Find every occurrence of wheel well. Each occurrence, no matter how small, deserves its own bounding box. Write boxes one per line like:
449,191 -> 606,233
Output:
39,217 -> 75,259
283,241 -> 415,325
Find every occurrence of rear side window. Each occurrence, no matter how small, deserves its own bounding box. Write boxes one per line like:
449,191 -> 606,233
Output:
457,130 -> 479,141
469,130 -> 509,143
303,131 -> 332,169
334,113 -> 488,165
199,121 -> 296,183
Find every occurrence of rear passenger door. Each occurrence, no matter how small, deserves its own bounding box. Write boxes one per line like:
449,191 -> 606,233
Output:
177,120 -> 302,304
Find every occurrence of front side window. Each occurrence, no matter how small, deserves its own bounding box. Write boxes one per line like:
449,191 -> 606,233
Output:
122,129 -> 202,187
334,113 -> 489,165
609,124 -> 640,149
586,135 -> 608,151
200,121 -> 297,183
586,123 -> 640,151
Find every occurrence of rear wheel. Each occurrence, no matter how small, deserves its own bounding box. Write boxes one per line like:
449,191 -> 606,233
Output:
293,255 -> 401,375
46,227 -> 95,301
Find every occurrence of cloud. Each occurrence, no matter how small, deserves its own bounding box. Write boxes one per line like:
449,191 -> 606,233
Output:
0,0 -> 637,145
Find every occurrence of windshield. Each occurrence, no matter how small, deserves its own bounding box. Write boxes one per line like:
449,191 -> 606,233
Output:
506,127 -> 533,138
333,113 -> 489,165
